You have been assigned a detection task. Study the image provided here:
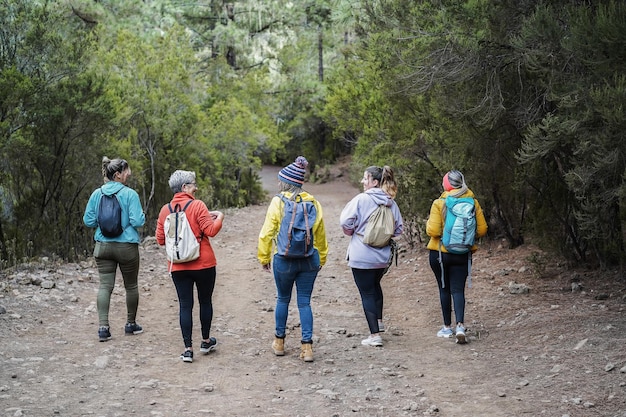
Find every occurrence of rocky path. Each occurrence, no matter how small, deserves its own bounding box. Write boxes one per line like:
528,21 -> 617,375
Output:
0,167 -> 625,417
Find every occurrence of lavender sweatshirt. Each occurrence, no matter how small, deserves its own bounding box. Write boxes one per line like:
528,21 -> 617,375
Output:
339,188 -> 403,269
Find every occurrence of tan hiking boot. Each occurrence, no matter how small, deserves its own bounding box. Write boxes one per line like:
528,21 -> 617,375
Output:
272,337 -> 285,356
300,342 -> 313,362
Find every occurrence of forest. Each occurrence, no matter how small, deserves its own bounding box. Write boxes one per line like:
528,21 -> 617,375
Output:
1,0 -> 624,272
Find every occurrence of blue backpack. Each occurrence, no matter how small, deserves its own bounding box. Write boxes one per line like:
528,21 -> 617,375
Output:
441,196 -> 476,254
276,194 -> 317,258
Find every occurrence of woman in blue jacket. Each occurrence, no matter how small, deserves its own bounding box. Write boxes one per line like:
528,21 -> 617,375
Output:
340,166 -> 403,347
83,157 -> 146,342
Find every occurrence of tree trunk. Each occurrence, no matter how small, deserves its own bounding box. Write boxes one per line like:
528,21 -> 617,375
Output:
318,26 -> 323,82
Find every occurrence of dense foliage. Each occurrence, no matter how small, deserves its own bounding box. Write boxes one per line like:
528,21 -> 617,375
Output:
324,0 -> 626,267
0,0 -> 624,271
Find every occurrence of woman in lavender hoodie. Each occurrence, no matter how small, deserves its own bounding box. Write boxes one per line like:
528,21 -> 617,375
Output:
340,166 -> 403,347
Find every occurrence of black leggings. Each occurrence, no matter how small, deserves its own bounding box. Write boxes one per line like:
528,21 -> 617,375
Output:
351,268 -> 385,334
171,267 -> 216,348
429,250 -> 468,326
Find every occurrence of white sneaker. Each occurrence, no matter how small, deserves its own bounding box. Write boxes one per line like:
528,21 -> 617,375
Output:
361,335 -> 383,347
455,325 -> 467,344
437,326 -> 454,338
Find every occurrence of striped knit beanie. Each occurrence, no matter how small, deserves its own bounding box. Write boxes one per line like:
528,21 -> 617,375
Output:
278,156 -> 308,187
443,170 -> 468,196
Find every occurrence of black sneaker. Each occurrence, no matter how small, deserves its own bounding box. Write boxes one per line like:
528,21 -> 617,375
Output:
98,326 -> 111,342
180,349 -> 193,363
124,322 -> 143,335
200,337 -> 217,354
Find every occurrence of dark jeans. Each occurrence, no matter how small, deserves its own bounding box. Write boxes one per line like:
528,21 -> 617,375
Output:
171,267 -> 216,348
351,267 -> 385,334
93,242 -> 140,327
429,250 -> 469,326
273,251 -> 320,342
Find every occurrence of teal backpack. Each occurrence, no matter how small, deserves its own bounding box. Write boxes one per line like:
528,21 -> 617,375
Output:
438,195 -> 477,288
441,196 -> 476,254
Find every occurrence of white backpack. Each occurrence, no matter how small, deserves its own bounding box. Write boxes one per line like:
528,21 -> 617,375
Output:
164,200 -> 200,268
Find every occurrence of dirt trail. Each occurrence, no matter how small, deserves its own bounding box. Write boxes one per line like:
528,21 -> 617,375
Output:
1,166 -> 625,417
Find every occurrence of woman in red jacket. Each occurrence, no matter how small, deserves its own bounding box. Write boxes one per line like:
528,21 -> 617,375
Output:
156,170 -> 224,363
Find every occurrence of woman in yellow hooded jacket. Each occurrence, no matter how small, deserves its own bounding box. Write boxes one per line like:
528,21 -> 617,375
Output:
258,156 -> 328,362
426,170 -> 487,344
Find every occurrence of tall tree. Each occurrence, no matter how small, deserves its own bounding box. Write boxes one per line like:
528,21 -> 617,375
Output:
0,0 -> 114,261
325,0 -> 626,266
97,27 -> 209,227
517,2 -> 626,266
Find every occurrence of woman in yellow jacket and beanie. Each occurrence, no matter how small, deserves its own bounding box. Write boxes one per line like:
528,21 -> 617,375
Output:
426,170 -> 487,344
258,156 -> 328,362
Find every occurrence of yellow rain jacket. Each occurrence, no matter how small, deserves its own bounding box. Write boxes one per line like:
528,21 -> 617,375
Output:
426,189 -> 488,253
258,191 -> 328,266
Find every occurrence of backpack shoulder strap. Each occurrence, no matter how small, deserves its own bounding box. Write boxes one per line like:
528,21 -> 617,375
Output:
277,192 -> 302,203
179,200 -> 202,239
440,197 -> 449,220
112,186 -> 125,197
182,200 -> 194,211
168,203 -> 183,213
364,193 -> 382,218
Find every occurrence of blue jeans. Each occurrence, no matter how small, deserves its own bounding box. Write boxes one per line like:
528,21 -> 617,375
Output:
171,267 -> 216,348
429,250 -> 468,326
273,251 -> 320,342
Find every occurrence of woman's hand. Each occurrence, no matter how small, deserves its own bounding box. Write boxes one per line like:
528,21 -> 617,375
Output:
210,211 -> 224,221
342,226 -> 355,236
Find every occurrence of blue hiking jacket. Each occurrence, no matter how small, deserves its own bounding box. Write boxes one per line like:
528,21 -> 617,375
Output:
83,182 -> 145,243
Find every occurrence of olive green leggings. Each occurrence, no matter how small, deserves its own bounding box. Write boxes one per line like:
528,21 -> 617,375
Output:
93,242 -> 140,327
